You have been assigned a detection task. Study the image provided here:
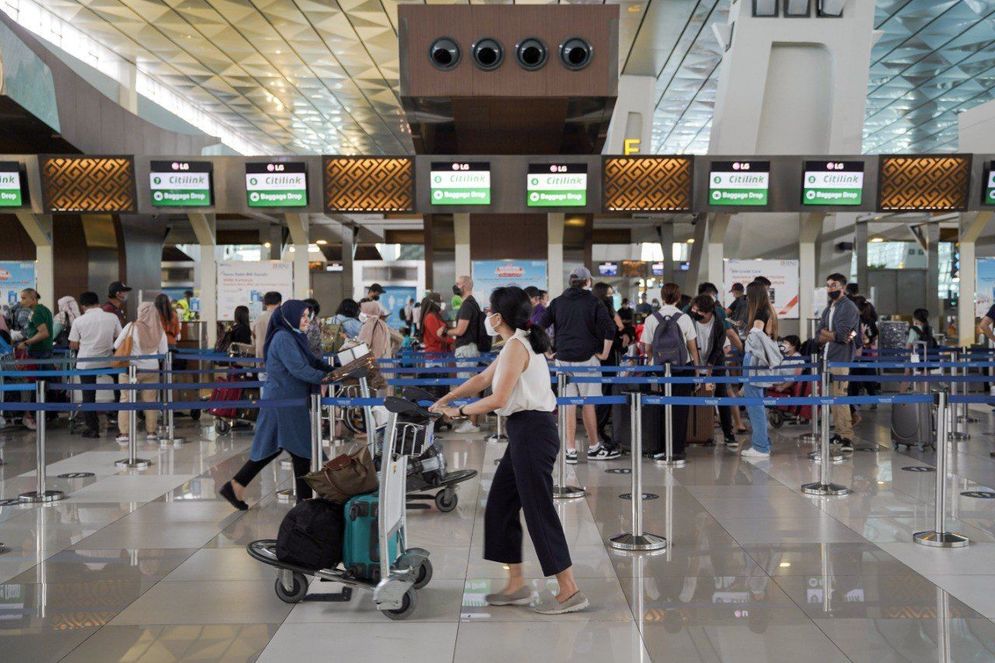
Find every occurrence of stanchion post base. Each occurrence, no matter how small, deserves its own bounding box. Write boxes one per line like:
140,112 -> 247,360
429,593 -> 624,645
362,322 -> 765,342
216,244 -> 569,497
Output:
654,458 -> 686,468
115,458 -> 152,469
162,437 -> 185,447
485,434 -> 509,443
798,433 -> 819,444
276,489 -> 294,503
948,433 -> 970,441
19,490 -> 65,503
959,415 -> 979,423
809,450 -> 847,464
553,485 -> 586,499
801,482 -> 850,496
609,532 -> 667,552
913,531 -> 969,548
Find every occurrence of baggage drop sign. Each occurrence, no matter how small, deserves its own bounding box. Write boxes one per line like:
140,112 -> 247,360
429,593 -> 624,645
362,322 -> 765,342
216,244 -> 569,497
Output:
430,162 -> 490,205
986,164 -> 995,205
0,162 -> 25,208
149,161 -> 213,207
803,161 -> 864,206
708,161 -> 769,207
246,162 -> 308,208
527,163 -> 587,207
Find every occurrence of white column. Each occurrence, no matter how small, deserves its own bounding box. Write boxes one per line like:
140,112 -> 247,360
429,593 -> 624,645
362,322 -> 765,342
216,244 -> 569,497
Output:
959,212 -> 992,346
285,213 -> 310,300
799,212 -> 824,340
454,213 -> 471,280
188,213 -> 217,347
705,214 -> 730,291
15,212 -> 54,305
658,223 -> 675,284
604,75 -> 655,154
547,213 -> 564,295
117,60 -> 138,114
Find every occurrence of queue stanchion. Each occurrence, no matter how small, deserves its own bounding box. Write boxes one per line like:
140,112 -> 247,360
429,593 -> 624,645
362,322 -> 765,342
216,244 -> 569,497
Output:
945,351 -> 967,441
798,353 -> 820,444
802,375 -> 850,497
19,380 -> 65,503
486,414 -> 508,443
310,392 -> 323,473
359,377 -> 377,456
913,391 -> 969,548
809,350 -> 844,464
163,352 -> 184,447
959,350 -> 979,424
553,372 -> 585,499
609,392 -> 666,552
656,363 -> 685,468
115,364 -> 152,470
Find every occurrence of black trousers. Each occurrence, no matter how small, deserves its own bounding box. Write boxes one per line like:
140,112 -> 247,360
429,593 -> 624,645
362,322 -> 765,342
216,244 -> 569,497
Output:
484,410 -> 572,577
80,374 -> 99,433
233,450 -> 312,500
714,382 -> 734,437
669,381 -> 693,456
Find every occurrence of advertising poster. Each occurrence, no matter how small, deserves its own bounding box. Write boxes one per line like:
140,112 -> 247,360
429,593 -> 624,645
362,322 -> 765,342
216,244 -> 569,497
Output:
975,258 -> 995,317
0,261 -> 36,311
472,260 -> 548,306
724,259 -> 800,319
379,286 -> 419,330
217,261 -> 294,321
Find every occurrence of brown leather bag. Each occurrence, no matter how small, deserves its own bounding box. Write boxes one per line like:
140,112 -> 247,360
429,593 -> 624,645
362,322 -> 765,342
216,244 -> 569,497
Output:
330,353 -> 385,390
303,446 -> 378,503
112,326 -> 136,368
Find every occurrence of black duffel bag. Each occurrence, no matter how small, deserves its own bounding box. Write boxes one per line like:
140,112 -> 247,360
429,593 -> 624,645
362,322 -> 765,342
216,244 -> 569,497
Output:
276,498 -> 345,571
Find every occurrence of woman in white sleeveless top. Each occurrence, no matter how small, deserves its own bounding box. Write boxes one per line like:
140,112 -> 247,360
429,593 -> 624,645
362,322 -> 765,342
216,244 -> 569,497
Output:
431,286 -> 587,615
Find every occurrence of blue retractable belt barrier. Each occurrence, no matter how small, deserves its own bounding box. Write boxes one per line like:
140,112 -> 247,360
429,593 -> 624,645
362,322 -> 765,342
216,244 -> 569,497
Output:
0,384 -> 35,392
642,393 -> 933,408
6,354 -> 166,365
173,353 -> 263,363
568,374 -> 818,385
320,397 -> 385,407
828,360 -> 995,370
833,373 -> 995,383
0,368 -> 125,378
556,396 -> 627,406
47,381 -> 265,391
0,397 -> 303,413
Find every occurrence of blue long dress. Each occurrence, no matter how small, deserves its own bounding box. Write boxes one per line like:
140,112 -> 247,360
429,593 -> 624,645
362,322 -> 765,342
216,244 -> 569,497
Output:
249,331 -> 328,461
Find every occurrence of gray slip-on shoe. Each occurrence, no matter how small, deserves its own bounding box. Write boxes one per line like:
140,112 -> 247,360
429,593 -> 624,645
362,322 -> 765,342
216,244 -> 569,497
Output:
532,591 -> 589,615
485,585 -> 532,606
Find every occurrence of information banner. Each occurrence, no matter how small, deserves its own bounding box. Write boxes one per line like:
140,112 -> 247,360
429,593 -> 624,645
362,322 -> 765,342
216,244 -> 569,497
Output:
723,259 -> 799,319
246,162 -> 308,208
430,162 -> 490,205
975,258 -> 995,317
802,160 -> 864,206
380,286 -> 419,330
0,261 -> 36,310
527,163 -> 587,207
150,160 -> 213,207
709,161 -> 769,207
217,261 -> 294,321
471,259 -> 547,305
0,162 -> 25,208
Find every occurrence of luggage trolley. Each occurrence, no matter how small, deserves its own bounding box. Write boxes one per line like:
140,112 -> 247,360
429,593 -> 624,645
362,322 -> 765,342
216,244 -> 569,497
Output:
209,342 -> 259,434
246,395 -> 433,620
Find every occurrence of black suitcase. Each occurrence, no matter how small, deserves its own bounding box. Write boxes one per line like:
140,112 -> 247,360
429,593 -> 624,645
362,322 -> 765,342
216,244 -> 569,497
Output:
611,384 -> 663,455
276,498 -> 346,571
891,401 -> 934,450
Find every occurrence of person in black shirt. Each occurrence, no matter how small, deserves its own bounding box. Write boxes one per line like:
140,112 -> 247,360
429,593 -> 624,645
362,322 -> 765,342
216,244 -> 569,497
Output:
231,305 -> 253,345
452,275 -> 485,433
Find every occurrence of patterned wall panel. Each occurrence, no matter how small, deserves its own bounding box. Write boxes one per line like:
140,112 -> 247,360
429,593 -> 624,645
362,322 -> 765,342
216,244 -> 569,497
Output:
878,155 -> 972,211
41,156 -> 137,213
323,157 -> 415,213
602,157 -> 693,212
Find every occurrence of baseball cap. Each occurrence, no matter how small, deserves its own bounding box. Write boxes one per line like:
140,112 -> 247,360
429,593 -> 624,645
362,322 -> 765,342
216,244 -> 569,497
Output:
368,283 -> 385,294
108,281 -> 132,297
569,266 -> 592,282
730,282 -> 745,293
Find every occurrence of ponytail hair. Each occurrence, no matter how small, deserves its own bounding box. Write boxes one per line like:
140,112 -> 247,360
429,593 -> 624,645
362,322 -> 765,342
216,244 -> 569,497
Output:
489,286 -> 550,354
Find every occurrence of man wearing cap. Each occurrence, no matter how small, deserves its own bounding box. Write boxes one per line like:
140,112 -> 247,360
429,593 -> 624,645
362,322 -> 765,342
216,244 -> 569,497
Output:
727,282 -> 748,333
366,283 -> 390,319
102,281 -> 132,327
539,267 -> 616,463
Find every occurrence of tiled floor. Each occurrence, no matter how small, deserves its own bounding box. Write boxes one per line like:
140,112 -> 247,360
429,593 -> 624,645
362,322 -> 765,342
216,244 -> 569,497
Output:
1,405 -> 995,662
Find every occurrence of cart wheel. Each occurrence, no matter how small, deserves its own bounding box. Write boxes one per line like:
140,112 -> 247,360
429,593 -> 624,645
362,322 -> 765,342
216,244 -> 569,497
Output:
215,419 -> 231,435
274,572 -> 309,603
383,589 -> 417,620
435,489 -> 457,513
191,409 -> 201,422
768,411 -> 784,429
414,560 -> 433,590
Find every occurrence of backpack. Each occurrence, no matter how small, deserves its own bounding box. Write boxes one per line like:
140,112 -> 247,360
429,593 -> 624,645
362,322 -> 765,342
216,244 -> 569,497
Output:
276,498 -> 346,571
321,321 -> 346,354
650,311 -> 689,366
911,325 -> 938,350
476,311 -> 493,353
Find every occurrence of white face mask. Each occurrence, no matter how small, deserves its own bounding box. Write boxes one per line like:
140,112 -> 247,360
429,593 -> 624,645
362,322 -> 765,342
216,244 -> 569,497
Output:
484,313 -> 500,337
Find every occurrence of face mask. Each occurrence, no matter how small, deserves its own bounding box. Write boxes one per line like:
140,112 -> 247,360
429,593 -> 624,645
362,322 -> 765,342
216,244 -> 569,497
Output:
483,313 -> 500,337
828,290 -> 842,301
118,293 -> 128,302
452,285 -> 461,296
691,312 -> 705,322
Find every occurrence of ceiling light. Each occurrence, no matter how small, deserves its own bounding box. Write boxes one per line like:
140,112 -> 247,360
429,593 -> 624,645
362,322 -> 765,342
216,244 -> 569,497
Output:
753,0 -> 777,16
686,238 -> 695,244
785,0 -> 809,16
264,242 -> 271,248
316,239 -> 327,245
627,4 -> 641,12
870,237 -> 884,243
289,246 -> 296,253
779,562 -> 791,568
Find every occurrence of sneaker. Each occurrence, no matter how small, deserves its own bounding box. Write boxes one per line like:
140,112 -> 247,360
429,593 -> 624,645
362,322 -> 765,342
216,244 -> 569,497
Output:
533,591 -> 589,615
565,449 -> 578,464
741,447 -> 771,459
23,418 -> 37,431
652,452 -> 686,462
453,420 -> 480,434
839,438 -> 854,452
146,433 -> 159,443
587,445 -> 622,461
724,433 -> 739,448
484,585 -> 531,606
115,435 -> 130,445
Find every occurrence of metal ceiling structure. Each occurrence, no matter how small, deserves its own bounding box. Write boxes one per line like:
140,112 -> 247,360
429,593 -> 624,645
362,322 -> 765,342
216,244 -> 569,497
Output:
3,0 -> 994,157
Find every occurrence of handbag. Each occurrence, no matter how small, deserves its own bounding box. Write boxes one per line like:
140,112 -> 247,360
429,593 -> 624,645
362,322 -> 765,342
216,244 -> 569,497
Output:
303,445 -> 378,503
330,353 -> 385,390
112,325 -> 136,368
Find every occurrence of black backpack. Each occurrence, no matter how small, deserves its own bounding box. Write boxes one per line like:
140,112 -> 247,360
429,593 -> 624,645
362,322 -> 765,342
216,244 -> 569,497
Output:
463,296 -> 492,353
276,498 -> 345,570
911,325 -> 938,350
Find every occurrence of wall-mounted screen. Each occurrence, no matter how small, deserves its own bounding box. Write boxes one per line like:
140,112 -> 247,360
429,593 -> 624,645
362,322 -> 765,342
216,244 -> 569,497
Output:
802,160 -> 863,206
430,162 -> 490,205
651,262 -> 664,276
0,162 -> 26,208
709,160 -> 770,207
246,162 -> 308,208
597,262 -> 618,277
986,162 -> 995,206
527,163 -> 587,207
150,160 -> 212,207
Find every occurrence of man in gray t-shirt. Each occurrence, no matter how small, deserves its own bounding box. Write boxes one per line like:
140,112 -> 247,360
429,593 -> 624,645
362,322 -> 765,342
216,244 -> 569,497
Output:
817,273 -> 860,450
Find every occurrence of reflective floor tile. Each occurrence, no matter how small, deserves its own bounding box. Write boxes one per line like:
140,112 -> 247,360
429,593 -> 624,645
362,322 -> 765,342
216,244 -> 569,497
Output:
285,578 -> 464,623
610,544 -> 763,579
0,626 -> 101,663
110,580 -> 294,625
465,544 -> 617,579
719,516 -> 865,545
204,499 -> 293,548
73,518 -> 227,550
163,547 -> 280,582
65,474 -> 197,503
21,451 -> 133,479
11,548 -> 195,585
258,622 -> 457,663
876,541 -> 995,575
813,617 -> 995,663
742,542 -> 913,577
126,500 -> 245,523
460,577 -> 633,622
416,545 -> 470,580
61,623 -> 281,663
453,621 -> 650,663
695,495 -> 825,520
620,573 -> 796,614
0,578 -> 153,628
928,574 -> 995,620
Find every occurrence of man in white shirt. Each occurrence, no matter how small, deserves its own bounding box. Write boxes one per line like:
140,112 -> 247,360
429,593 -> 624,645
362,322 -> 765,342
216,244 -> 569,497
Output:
69,291 -> 122,438
252,291 -> 283,359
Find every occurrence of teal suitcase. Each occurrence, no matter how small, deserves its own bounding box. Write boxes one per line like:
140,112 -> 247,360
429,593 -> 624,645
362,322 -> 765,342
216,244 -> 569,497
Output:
343,492 -> 403,582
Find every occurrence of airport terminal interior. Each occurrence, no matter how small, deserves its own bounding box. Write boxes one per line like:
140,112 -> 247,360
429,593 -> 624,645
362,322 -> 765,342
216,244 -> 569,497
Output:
4,0 -> 995,661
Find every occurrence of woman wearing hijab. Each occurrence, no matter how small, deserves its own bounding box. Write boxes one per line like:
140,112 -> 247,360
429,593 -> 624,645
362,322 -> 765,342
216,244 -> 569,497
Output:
53,296 -> 81,347
220,300 -> 332,510
358,299 -> 398,359
113,302 -> 168,443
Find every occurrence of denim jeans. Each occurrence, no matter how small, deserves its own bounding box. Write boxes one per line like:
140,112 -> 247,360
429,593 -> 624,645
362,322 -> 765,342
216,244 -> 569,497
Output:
743,352 -> 770,453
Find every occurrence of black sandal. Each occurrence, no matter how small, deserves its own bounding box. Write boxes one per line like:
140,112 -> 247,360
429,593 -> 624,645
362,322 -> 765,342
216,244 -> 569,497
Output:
219,481 -> 249,511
